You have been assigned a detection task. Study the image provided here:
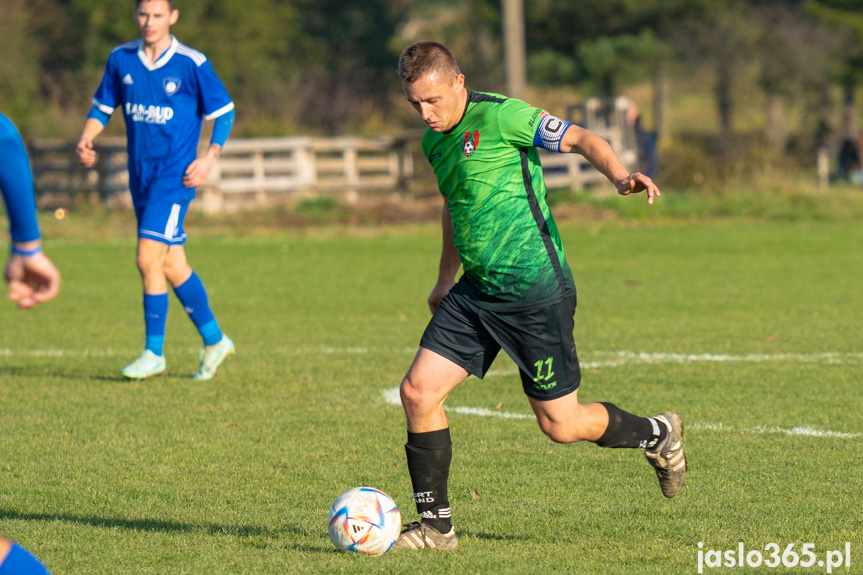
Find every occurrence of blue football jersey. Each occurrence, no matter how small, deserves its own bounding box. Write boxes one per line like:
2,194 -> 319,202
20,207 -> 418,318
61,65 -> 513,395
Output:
92,36 -> 234,205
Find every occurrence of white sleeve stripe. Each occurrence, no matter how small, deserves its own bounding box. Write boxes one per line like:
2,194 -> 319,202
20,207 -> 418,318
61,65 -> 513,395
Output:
204,102 -> 235,121
92,98 -> 115,115
111,40 -> 140,54
175,44 -> 207,66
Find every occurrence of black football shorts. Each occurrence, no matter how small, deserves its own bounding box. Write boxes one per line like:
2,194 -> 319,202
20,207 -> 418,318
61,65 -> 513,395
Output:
419,279 -> 581,401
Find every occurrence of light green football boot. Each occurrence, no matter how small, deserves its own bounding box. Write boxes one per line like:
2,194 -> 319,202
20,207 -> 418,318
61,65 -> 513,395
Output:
122,350 -> 167,379
193,335 -> 235,380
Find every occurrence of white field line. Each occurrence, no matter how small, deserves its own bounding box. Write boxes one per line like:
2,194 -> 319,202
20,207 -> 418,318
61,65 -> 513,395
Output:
3,345 -> 857,438
5,347 -> 861,363
382,386 -> 860,438
486,350 -> 863,378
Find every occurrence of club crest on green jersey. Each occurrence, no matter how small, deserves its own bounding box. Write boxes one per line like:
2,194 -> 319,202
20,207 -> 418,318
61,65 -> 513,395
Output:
463,130 -> 479,157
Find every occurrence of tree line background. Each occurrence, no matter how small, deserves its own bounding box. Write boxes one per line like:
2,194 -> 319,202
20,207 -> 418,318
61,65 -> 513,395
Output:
2,0 -> 863,187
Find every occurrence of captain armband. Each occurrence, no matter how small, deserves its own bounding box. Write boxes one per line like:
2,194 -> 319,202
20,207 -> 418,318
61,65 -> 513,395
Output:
532,113 -> 572,153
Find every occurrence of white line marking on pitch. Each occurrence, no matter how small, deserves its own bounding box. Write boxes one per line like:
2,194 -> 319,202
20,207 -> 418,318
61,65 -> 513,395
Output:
381,387 -> 860,438
4,347 -> 861,364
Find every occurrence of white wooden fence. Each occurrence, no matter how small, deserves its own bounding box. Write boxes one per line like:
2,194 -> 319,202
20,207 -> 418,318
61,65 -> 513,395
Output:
198,136 -> 414,212
29,102 -> 637,213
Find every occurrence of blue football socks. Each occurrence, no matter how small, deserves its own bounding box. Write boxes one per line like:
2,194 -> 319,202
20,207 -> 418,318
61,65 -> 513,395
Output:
173,271 -> 223,346
143,292 -> 168,356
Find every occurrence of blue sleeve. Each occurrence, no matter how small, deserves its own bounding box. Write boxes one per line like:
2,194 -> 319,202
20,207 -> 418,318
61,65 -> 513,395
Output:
87,105 -> 111,126
196,59 -> 234,122
0,113 -> 42,243
92,52 -> 120,115
210,108 -> 234,147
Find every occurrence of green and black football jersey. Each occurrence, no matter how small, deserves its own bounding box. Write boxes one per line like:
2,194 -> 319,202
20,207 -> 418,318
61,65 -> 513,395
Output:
422,90 -> 575,309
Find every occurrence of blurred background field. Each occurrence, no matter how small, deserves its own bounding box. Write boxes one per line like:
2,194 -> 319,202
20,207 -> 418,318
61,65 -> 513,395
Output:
3,1 -> 863,573
7,0 -> 863,196
1,213 -> 860,574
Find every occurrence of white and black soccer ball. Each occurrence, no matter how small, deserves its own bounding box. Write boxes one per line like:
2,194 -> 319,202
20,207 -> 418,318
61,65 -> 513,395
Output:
327,487 -> 401,556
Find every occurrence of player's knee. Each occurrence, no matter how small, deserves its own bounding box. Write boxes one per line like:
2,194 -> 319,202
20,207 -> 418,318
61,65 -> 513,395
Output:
136,251 -> 166,277
399,377 -> 421,409
399,375 -> 438,412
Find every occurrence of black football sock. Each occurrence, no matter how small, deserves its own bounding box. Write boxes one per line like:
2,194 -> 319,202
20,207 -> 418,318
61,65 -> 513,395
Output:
405,428 -> 452,533
595,402 -> 667,449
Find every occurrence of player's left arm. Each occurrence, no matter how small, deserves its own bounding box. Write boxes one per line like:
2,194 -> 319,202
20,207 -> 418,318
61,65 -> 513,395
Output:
558,123 -> 660,205
184,58 -> 235,189
517,101 -> 660,205
183,108 -> 234,188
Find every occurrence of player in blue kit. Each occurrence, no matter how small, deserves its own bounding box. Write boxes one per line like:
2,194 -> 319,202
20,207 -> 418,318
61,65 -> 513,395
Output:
1,114 -> 58,572
1,112 -> 61,309
76,0 -> 236,380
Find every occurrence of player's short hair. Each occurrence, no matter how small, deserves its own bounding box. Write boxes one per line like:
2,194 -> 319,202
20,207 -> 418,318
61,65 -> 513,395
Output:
135,0 -> 176,10
398,41 -> 462,83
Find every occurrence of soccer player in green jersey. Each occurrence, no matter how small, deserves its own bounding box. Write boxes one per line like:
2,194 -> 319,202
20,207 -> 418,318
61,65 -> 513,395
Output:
392,41 -> 686,551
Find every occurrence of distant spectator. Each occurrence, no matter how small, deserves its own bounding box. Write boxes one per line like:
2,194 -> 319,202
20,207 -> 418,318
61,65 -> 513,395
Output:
625,98 -> 659,180
837,137 -> 863,184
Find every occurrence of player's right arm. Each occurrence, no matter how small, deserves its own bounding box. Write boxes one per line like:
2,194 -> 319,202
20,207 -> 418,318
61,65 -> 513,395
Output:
75,117 -> 106,168
77,50 -> 120,168
428,203 -> 461,314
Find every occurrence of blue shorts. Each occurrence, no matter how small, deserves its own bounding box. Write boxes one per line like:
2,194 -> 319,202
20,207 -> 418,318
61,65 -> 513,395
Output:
0,543 -> 51,575
135,199 -> 189,245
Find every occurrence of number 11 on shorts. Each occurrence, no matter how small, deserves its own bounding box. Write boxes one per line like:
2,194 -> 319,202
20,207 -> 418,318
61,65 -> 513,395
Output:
533,357 -> 555,382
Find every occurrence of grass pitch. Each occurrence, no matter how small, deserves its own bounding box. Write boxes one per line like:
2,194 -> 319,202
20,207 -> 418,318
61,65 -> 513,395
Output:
1,213 -> 861,574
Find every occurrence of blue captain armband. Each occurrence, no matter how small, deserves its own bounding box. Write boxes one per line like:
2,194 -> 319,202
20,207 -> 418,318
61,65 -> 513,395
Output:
210,109 -> 235,148
533,113 -> 572,152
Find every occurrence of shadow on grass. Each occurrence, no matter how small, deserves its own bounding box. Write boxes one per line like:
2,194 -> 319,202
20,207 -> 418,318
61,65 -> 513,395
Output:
464,531 -> 529,542
0,365 -> 182,384
0,508 -> 323,551
0,367 -> 30,377
0,365 -> 119,381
